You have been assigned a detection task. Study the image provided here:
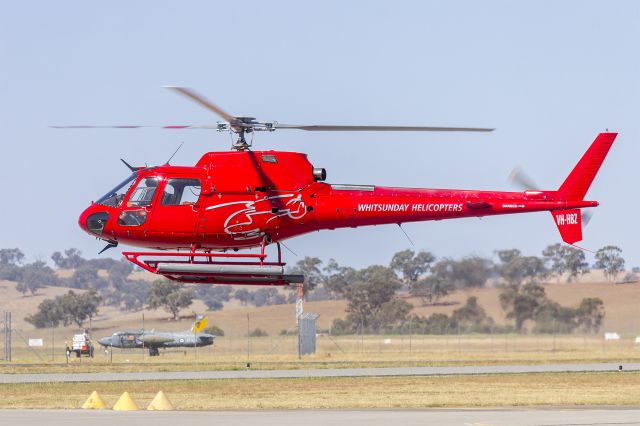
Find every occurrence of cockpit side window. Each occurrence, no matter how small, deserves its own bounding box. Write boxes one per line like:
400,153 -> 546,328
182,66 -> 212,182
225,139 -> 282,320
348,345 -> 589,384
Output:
96,173 -> 137,208
127,177 -> 159,207
161,178 -> 202,206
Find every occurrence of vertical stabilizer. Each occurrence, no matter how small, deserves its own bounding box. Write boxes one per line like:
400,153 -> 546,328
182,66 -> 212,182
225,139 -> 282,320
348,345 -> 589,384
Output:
551,209 -> 582,244
558,132 -> 617,200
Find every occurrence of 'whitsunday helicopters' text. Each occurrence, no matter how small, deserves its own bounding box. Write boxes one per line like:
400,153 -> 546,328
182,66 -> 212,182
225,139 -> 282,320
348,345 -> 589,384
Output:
357,203 -> 464,213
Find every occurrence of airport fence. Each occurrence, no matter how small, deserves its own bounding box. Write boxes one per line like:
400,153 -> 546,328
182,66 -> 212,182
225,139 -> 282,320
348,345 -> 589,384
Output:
2,322 -> 639,366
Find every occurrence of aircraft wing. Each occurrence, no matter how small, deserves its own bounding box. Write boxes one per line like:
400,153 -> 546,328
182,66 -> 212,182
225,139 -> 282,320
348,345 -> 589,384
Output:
138,335 -> 174,345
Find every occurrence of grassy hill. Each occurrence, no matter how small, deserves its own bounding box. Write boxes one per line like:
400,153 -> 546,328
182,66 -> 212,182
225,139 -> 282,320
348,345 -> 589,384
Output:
1,268 -> 639,340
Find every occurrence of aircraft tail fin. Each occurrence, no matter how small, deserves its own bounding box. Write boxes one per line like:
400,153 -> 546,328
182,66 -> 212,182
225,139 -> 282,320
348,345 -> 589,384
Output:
551,209 -> 582,244
557,132 -> 617,201
190,315 -> 208,333
551,132 -> 616,245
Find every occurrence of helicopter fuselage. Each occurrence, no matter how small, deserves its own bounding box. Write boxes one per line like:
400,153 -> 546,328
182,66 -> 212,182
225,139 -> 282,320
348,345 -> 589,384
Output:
79,148 -> 598,252
66,86 -> 615,285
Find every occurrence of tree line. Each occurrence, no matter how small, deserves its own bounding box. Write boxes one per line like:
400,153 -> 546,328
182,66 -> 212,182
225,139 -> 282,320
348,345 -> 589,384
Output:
0,244 -> 628,332
290,244 -> 624,335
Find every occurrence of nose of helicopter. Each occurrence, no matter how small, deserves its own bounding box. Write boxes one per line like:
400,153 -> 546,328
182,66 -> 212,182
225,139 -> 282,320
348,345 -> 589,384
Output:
78,208 -> 90,234
78,205 -> 110,237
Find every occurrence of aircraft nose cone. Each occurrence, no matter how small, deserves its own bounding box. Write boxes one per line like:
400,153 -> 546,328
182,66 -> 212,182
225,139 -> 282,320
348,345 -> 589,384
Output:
79,206 -> 110,237
78,208 -> 90,234
97,337 -> 112,346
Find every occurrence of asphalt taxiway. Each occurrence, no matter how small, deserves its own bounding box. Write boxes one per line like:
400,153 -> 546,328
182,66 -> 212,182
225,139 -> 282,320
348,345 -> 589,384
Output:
1,408 -> 640,426
1,362 -> 638,384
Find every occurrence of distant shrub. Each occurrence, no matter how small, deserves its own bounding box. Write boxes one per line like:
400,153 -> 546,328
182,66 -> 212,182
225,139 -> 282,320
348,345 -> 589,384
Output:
249,328 -> 268,337
203,324 -> 225,336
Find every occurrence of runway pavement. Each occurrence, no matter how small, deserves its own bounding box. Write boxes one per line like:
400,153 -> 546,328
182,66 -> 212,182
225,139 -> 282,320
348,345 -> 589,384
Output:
1,362 -> 638,383
1,408 -> 640,426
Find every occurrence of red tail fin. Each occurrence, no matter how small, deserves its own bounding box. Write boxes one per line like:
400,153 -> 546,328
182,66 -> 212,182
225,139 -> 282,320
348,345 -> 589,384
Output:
558,132 -> 617,200
551,209 -> 582,244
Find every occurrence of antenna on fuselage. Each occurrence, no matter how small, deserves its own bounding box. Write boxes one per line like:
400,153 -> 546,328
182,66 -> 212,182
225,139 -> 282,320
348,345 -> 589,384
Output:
279,241 -> 298,257
120,159 -> 138,173
397,223 -> 415,246
98,241 -> 118,254
165,142 -> 184,165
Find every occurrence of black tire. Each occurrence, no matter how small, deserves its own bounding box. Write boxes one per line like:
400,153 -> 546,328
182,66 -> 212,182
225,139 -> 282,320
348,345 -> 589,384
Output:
75,350 -> 80,358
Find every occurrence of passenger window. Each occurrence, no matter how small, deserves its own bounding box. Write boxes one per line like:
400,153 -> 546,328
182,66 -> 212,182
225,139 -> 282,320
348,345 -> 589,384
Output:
117,210 -> 147,226
161,178 -> 202,206
127,178 -> 158,207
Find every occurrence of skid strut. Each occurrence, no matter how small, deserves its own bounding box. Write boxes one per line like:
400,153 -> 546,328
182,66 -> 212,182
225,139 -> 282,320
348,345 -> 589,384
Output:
123,242 -> 302,285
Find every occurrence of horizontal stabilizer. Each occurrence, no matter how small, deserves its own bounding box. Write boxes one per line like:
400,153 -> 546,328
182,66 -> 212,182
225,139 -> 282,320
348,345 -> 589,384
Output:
551,209 -> 582,244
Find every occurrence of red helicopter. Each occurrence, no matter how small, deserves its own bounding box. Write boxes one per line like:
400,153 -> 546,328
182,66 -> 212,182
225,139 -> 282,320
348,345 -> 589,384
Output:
65,87 -> 616,286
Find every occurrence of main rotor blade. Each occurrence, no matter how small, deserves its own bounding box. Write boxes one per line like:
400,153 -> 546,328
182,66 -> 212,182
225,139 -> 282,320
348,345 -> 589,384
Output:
164,86 -> 237,124
273,124 -> 494,132
51,125 -> 218,129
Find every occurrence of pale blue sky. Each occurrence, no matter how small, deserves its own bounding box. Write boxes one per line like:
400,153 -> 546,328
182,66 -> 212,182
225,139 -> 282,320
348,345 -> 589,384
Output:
1,1 -> 638,268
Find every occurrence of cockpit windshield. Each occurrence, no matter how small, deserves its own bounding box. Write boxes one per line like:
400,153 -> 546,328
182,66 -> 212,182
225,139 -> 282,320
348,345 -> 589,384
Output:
96,173 -> 137,207
127,177 -> 159,207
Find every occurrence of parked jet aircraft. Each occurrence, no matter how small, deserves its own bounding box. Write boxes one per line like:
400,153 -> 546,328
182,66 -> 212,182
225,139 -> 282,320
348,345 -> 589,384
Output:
98,329 -> 215,356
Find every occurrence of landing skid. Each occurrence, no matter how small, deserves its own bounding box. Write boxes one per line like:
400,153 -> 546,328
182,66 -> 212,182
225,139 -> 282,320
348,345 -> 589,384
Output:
123,242 -> 303,285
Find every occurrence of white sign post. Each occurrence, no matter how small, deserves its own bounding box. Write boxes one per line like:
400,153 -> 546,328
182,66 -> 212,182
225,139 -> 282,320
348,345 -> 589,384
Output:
604,332 -> 620,341
28,338 -> 44,347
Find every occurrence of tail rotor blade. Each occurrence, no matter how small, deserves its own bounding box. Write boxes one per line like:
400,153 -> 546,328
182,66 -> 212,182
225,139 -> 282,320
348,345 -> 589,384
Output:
583,209 -> 593,226
508,167 -> 540,191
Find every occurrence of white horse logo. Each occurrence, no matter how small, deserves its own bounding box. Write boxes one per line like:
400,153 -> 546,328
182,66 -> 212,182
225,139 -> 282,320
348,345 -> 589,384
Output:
206,193 -> 307,240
